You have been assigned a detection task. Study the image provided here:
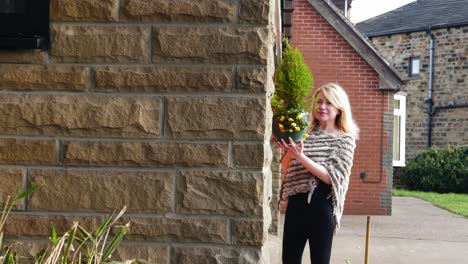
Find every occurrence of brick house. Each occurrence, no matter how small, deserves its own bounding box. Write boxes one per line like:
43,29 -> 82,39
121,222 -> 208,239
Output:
0,0 -> 404,263
356,0 -> 468,160
274,0 -> 403,218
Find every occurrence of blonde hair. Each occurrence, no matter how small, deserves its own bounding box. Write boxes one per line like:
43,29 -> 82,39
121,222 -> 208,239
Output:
310,83 -> 359,139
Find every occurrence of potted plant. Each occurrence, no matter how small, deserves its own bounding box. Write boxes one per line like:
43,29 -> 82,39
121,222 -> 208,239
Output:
271,39 -> 314,142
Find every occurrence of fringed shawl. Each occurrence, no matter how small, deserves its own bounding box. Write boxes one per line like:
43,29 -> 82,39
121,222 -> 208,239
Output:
280,130 -> 356,230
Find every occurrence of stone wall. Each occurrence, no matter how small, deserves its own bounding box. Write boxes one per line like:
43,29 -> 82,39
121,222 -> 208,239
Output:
369,26 -> 468,158
0,0 -> 277,263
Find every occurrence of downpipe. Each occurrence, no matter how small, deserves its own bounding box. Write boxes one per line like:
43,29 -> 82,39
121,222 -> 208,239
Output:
426,29 -> 435,147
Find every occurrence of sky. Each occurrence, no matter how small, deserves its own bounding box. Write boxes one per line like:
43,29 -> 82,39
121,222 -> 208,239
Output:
350,0 -> 416,23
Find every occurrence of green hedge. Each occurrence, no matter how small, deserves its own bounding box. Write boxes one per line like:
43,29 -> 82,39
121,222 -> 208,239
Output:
400,145 -> 468,193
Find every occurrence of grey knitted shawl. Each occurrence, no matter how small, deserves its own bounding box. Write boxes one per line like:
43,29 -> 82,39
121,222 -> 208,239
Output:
280,130 -> 356,230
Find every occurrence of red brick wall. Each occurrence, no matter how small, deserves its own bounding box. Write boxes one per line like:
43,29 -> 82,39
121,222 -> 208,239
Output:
291,0 -> 392,215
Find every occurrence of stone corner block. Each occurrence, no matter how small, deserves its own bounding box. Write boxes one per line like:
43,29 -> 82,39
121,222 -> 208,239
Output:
231,219 -> 265,246
0,168 -> 26,209
51,24 -> 149,63
50,0 -> 118,22
94,66 -> 232,93
239,0 -> 270,25
167,96 -> 266,140
63,141 -> 228,168
0,64 -> 87,91
113,244 -> 169,264
4,214 -> 103,237
237,67 -> 268,93
29,169 -> 173,213
152,27 -> 269,65
120,0 -> 236,23
0,94 -> 161,138
172,247 -> 262,264
0,139 -> 56,165
233,143 -> 265,168
176,170 -> 264,216
124,216 -> 228,243
0,50 -> 47,63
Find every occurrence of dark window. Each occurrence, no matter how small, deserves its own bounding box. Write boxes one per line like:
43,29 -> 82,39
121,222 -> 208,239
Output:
0,0 -> 49,50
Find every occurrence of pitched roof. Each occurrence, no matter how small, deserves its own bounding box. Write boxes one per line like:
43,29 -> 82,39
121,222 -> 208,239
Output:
306,0 -> 404,89
355,0 -> 468,37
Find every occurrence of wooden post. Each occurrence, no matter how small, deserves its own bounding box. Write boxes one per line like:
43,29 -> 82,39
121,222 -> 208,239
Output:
365,216 -> 371,264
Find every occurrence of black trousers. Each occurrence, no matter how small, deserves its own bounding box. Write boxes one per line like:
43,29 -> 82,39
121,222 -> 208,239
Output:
282,183 -> 336,264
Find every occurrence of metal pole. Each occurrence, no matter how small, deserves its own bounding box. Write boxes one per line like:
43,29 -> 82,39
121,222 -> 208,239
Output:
365,216 -> 371,264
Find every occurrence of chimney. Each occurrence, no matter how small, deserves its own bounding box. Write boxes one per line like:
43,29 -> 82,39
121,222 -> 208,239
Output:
328,0 -> 353,18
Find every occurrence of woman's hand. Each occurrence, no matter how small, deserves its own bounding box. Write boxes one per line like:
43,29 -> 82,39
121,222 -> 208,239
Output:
273,137 -> 290,152
287,137 -> 304,159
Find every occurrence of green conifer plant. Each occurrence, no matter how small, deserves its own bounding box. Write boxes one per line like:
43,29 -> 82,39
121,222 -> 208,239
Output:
272,39 -> 314,142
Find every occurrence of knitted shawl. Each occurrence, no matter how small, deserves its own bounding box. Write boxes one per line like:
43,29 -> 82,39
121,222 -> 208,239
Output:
280,130 -> 356,230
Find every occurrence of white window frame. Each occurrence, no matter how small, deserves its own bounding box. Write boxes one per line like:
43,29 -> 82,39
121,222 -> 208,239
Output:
409,57 -> 420,77
393,94 -> 406,167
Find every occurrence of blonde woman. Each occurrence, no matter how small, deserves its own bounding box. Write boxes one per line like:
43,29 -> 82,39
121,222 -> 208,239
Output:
277,83 -> 359,264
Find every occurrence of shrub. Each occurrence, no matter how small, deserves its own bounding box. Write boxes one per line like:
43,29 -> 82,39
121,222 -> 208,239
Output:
271,39 -> 314,142
0,187 -> 145,264
400,145 -> 468,193
272,39 -> 313,113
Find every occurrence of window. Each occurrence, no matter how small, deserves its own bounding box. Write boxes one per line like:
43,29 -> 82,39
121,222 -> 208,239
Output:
409,57 -> 420,77
0,0 -> 49,50
393,94 -> 406,167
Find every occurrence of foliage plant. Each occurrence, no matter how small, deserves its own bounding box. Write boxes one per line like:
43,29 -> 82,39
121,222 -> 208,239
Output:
0,186 -> 146,264
400,145 -> 468,193
272,39 -> 314,141
0,186 -> 40,264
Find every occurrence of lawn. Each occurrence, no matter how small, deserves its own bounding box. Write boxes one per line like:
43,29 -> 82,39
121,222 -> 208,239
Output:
393,189 -> 468,218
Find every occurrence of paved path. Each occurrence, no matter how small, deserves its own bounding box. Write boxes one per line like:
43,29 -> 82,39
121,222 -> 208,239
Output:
279,197 -> 468,264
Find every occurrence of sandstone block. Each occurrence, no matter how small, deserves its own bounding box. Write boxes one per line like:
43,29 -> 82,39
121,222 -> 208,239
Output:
0,241 -> 47,261
236,67 -> 268,93
0,139 -> 56,165
233,143 -> 265,168
120,0 -> 236,22
0,169 -> 25,209
113,244 -> 168,264
94,67 -> 232,92
51,24 -> 149,63
239,0 -> 270,24
172,247 -> 262,264
29,169 -> 173,213
64,141 -> 228,167
167,96 -> 266,140
4,214 -> 103,237
122,216 -> 227,243
51,0 -> 117,21
177,171 -> 263,216
0,94 -> 160,138
0,64 -> 87,91
153,27 -> 269,64
0,50 -> 47,63
231,219 -> 264,246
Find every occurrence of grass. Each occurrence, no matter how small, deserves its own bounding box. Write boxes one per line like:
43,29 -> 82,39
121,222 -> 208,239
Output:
393,189 -> 468,218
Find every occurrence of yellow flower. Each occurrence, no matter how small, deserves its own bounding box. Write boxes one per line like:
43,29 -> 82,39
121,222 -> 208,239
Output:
291,122 -> 297,127
296,115 -> 303,120
294,127 -> 301,132
288,118 -> 294,122
280,128 -> 287,133
288,129 -> 293,133
303,133 -> 309,139
278,124 -> 284,129
279,116 -> 286,122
